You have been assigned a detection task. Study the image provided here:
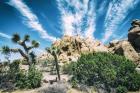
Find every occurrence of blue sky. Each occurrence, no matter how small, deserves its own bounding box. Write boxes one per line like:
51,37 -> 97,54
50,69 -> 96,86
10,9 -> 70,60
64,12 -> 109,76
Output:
0,0 -> 140,61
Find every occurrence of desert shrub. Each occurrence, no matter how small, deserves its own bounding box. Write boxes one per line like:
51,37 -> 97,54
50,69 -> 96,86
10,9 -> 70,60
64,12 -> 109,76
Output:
116,86 -> 127,93
0,60 -> 21,90
62,62 -> 76,74
126,72 -> 140,91
8,60 -> 20,80
15,70 -> 28,89
71,81 -> 78,88
0,62 -> 9,82
38,82 -> 69,93
16,65 -> 42,89
28,65 -> 42,88
71,52 -> 140,92
0,61 -> 42,89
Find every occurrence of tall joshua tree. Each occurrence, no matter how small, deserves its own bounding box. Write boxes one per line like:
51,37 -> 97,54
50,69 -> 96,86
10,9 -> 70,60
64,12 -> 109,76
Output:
1,33 -> 39,66
46,46 -> 61,81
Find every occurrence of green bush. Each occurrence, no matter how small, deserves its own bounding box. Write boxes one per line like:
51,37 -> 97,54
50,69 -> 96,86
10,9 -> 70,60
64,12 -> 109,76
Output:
28,65 -> 42,88
62,62 -> 76,74
15,70 -> 28,89
71,78 -> 78,88
9,60 -> 20,80
0,60 -> 20,90
16,65 -> 42,89
116,86 -> 127,93
70,52 -> 140,92
126,72 -> 140,91
0,60 -> 42,89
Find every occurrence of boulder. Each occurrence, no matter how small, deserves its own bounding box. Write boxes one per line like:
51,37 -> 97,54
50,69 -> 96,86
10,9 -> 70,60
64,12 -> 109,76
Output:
81,47 -> 89,53
108,40 -> 140,63
59,53 -> 69,63
93,45 -> 108,52
128,19 -> 140,50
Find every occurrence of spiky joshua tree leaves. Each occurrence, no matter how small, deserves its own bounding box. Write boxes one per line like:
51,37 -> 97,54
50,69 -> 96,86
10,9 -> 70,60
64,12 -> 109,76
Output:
46,46 -> 61,81
1,46 -> 11,63
1,46 -> 10,54
1,33 -> 40,66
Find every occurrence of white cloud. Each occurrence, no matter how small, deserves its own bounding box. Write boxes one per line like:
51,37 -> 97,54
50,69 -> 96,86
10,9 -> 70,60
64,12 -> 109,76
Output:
97,0 -> 108,15
0,32 -> 11,39
101,0 -> 139,43
8,0 -> 56,42
57,0 -> 80,36
61,13 -> 75,36
84,0 -> 96,39
57,0 -> 96,39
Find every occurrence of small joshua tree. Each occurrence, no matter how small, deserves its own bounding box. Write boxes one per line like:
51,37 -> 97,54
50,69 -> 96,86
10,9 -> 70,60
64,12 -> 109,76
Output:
46,46 -> 61,80
1,33 -> 39,66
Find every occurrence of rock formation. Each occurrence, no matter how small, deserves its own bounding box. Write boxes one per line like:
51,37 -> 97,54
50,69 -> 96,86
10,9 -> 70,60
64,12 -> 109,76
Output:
38,19 -> 140,65
37,53 -> 53,63
52,35 -> 108,63
128,19 -> 140,52
108,19 -> 140,64
108,40 -> 140,64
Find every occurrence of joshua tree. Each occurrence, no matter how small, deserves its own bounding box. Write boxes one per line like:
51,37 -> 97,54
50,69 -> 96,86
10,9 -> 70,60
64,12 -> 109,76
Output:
1,46 -> 11,63
46,46 -> 61,81
1,33 -> 39,66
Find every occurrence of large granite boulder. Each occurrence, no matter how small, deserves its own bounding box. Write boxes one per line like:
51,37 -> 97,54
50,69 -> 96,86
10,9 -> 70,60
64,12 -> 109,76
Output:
108,40 -> 140,64
128,19 -> 140,51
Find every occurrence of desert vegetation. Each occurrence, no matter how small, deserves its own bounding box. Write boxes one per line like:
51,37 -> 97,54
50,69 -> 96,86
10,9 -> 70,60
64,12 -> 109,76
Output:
0,29 -> 140,93
0,34 -> 42,91
65,52 -> 140,93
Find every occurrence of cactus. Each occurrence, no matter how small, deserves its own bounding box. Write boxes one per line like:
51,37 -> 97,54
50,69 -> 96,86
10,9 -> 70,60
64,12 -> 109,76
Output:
1,33 -> 39,66
46,46 -> 61,80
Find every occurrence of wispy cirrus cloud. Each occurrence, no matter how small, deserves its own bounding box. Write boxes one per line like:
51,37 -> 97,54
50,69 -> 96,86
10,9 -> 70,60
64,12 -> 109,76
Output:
8,0 -> 56,41
101,0 -> 139,43
84,0 -> 96,39
0,32 -> 11,39
57,0 -> 96,39
112,17 -> 131,40
57,0 -> 81,36
97,0 -> 108,15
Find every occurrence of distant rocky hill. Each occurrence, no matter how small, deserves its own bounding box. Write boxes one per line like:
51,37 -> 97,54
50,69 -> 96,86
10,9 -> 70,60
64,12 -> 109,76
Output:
38,19 -> 140,66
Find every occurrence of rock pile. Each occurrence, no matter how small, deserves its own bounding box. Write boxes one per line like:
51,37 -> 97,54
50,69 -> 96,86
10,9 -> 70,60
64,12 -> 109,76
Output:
108,40 -> 140,63
108,19 -> 140,64
52,35 -> 108,63
38,19 -> 140,65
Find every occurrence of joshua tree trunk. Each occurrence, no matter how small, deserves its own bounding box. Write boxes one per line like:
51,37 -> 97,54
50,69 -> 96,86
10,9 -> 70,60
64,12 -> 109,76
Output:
54,54 -> 60,81
46,46 -> 61,81
11,48 -> 32,66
